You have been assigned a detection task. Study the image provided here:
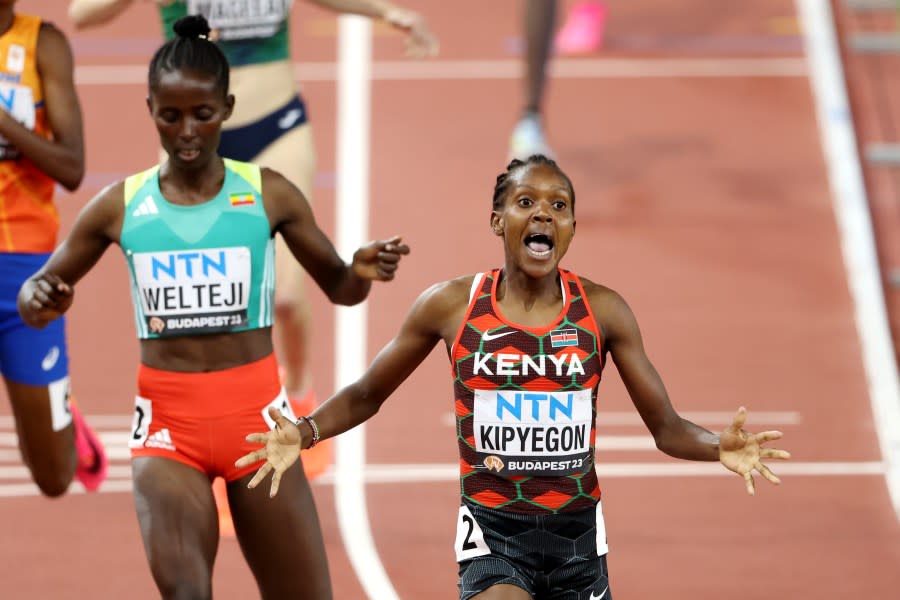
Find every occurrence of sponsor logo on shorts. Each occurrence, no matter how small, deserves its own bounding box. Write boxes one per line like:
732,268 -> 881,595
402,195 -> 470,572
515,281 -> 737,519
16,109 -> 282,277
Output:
278,108 -> 304,130
589,585 -> 609,600
41,346 -> 60,371
145,428 -> 176,451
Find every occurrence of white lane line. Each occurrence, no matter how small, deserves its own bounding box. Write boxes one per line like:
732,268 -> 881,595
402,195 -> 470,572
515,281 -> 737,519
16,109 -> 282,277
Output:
73,57 -> 808,86
0,409 -> 803,431
0,461 -> 882,497
0,479 -> 134,497
796,0 -> 900,521
313,461 -> 886,483
0,430 -> 714,453
333,16 -> 397,600
0,465 -> 133,480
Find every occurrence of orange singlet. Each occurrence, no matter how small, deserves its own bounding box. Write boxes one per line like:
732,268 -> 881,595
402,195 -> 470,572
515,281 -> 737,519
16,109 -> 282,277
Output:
0,14 -> 56,254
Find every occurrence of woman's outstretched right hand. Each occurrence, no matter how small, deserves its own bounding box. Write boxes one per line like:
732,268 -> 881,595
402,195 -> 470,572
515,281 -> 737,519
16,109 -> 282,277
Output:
17,272 -> 74,328
236,406 -> 303,498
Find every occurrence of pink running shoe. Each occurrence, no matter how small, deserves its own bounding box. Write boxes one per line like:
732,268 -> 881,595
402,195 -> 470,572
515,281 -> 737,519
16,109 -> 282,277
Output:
70,400 -> 108,492
555,1 -> 607,55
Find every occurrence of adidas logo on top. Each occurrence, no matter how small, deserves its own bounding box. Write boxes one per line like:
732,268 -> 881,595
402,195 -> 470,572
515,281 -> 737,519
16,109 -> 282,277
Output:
144,427 -> 176,451
132,195 -> 159,217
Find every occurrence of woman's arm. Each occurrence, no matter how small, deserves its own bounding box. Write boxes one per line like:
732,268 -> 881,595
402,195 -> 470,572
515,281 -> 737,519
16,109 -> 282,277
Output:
304,0 -> 438,56
17,183 -> 124,328
590,282 -> 790,493
0,23 -> 84,190
68,0 -> 136,29
237,278 -> 468,495
263,168 -> 410,306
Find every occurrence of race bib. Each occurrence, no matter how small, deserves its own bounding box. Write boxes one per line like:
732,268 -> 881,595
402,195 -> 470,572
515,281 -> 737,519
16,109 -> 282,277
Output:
133,246 -> 251,336
453,505 -> 491,562
0,81 -> 35,160
260,389 -> 297,429
472,388 -> 593,477
189,0 -> 292,41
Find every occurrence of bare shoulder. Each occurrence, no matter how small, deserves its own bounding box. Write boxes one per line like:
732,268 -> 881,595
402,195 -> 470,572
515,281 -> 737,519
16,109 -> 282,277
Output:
94,179 -> 127,212
86,180 -> 127,234
577,275 -> 637,338
407,275 -> 477,337
259,166 -> 309,222
260,166 -> 295,195
415,275 -> 473,314
579,276 -> 627,311
37,21 -> 74,61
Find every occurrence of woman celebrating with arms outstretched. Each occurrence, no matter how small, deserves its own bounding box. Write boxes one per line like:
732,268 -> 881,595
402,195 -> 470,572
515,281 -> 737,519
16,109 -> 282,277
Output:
18,15 -> 408,600
238,155 -> 790,600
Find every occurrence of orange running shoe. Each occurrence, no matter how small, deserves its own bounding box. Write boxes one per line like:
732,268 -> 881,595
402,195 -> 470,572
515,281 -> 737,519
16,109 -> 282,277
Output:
69,399 -> 107,492
290,390 -> 332,480
213,477 -> 235,538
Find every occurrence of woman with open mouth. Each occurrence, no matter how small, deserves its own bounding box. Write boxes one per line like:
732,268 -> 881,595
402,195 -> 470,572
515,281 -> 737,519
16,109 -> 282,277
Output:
238,154 -> 791,600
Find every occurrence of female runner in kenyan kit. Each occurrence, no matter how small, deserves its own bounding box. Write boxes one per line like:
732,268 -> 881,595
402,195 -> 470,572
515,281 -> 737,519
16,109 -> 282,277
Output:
18,15 -> 409,599
237,155 -> 791,599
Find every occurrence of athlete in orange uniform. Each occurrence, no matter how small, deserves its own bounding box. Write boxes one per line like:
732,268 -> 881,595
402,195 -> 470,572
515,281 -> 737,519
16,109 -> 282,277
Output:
239,155 -> 792,599
1,4 -> 106,495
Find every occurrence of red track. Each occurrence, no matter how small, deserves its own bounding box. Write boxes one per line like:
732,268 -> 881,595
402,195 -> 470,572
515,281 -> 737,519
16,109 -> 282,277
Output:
2,1 -> 898,598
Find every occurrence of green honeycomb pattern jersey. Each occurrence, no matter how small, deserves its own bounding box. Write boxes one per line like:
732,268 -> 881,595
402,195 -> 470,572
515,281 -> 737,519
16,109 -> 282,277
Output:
450,269 -> 605,514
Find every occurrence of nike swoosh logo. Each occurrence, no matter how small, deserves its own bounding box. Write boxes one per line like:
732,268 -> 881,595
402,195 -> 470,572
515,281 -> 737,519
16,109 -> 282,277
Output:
41,346 -> 60,371
589,585 -> 609,600
481,329 -> 515,342
278,108 -> 303,129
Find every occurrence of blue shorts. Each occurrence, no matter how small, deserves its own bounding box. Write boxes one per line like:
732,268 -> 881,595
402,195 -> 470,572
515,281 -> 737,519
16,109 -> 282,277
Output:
218,94 -> 309,162
0,253 -> 69,385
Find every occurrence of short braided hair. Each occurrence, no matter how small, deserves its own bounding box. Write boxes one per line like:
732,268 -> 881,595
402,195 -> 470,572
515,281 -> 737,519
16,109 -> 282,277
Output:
491,154 -> 575,213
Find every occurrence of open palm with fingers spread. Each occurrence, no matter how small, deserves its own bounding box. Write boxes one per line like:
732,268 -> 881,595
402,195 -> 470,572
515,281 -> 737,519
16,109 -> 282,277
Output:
235,407 -> 302,498
719,406 -> 791,495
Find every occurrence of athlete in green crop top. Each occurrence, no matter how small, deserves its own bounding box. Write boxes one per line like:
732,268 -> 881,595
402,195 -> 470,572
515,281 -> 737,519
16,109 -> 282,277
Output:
18,18 -> 410,598
68,0 -> 437,463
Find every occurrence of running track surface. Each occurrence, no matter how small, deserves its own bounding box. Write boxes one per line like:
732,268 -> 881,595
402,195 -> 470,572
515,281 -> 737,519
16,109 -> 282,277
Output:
2,1 -> 899,598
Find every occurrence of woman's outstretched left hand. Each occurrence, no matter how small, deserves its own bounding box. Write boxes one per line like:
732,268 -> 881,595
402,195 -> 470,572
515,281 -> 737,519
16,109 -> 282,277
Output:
719,406 -> 791,495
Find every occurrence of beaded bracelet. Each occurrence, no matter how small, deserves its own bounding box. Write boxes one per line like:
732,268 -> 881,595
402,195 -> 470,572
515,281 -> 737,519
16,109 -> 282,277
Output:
295,415 -> 320,449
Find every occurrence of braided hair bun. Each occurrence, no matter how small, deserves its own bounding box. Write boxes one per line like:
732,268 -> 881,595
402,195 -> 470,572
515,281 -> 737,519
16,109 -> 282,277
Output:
173,14 -> 212,39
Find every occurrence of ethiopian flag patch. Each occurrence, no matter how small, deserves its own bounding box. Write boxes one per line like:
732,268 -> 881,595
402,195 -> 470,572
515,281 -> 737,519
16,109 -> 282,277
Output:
230,192 -> 255,206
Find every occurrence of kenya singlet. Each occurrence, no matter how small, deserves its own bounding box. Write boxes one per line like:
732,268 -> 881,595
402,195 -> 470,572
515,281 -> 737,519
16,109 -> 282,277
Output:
0,15 -> 56,253
119,159 -> 275,339
451,269 -> 605,515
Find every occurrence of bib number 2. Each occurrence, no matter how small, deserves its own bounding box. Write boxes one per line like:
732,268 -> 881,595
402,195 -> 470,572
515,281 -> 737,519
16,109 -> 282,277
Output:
129,397 -> 152,448
454,505 -> 490,562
